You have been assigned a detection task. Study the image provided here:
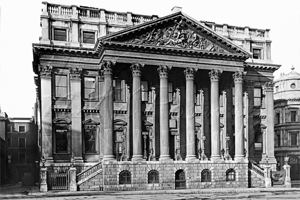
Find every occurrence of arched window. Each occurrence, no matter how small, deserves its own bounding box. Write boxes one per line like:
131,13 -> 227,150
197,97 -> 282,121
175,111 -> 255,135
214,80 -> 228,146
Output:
119,170 -> 131,184
201,169 -> 211,182
148,170 -> 159,183
226,169 -> 235,181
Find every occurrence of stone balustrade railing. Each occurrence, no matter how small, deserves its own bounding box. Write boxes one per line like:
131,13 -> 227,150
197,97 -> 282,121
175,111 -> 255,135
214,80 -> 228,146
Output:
42,2 -> 158,25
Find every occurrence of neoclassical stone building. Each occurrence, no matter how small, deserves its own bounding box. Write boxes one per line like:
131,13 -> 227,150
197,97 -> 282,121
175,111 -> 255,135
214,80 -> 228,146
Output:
33,2 -> 280,191
274,67 -> 300,181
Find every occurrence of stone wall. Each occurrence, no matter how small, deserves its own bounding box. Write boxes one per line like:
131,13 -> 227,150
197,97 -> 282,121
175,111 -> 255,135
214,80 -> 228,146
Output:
248,169 -> 265,188
78,161 -> 249,191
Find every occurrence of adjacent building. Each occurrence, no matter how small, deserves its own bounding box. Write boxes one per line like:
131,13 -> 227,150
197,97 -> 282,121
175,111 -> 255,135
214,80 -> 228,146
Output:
6,118 -> 38,185
0,111 -> 9,186
32,2 -> 280,191
274,67 -> 300,181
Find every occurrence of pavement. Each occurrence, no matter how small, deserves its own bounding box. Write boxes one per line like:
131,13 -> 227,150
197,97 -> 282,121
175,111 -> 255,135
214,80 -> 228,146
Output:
1,183 -> 300,199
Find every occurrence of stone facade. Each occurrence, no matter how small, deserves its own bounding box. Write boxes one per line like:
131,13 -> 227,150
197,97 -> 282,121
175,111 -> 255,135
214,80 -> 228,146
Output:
274,67 -> 300,181
33,2 -> 281,191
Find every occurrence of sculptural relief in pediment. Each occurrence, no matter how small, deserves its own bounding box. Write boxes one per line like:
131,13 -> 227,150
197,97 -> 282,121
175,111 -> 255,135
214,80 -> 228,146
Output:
124,20 -> 228,53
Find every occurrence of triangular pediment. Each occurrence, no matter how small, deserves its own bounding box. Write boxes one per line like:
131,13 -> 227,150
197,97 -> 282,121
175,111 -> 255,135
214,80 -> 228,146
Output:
100,12 -> 250,57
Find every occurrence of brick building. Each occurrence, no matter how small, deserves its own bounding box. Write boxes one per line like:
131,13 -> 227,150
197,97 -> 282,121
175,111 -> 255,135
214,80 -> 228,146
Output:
32,2 -> 280,191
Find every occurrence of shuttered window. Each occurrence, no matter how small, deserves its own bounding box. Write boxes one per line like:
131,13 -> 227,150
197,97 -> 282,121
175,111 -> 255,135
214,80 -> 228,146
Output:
83,31 -> 95,44
54,28 -> 67,41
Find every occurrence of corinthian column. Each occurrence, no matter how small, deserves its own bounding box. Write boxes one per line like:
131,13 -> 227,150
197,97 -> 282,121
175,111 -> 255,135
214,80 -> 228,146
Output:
209,69 -> 221,161
233,71 -> 244,161
39,65 -> 53,162
158,65 -> 171,161
131,63 -> 144,161
184,67 -> 197,161
264,82 -> 277,167
101,61 -> 115,161
70,68 -> 83,162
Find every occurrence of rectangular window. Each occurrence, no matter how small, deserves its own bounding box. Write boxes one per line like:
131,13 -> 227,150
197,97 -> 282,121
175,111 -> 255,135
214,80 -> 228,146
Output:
8,125 -> 12,132
253,48 -> 261,59
19,153 -> 26,163
113,79 -> 126,102
291,133 -> 298,146
84,77 -> 97,100
19,138 -> 26,148
54,28 -> 67,41
291,111 -> 297,122
84,125 -> 96,153
275,134 -> 280,147
254,87 -> 262,106
83,31 -> 95,44
7,138 -> 11,148
141,81 -> 148,102
55,125 -> 69,153
168,83 -> 173,103
19,125 -> 25,132
55,74 -> 68,98
276,113 -> 280,124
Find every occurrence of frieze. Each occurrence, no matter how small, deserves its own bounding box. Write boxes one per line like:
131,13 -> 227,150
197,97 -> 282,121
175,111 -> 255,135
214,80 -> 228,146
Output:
39,65 -> 52,78
53,108 -> 71,112
143,111 -> 153,116
169,112 -> 178,116
253,115 -> 267,119
70,68 -> 82,79
195,113 -> 201,116
114,110 -> 127,114
125,20 -> 226,53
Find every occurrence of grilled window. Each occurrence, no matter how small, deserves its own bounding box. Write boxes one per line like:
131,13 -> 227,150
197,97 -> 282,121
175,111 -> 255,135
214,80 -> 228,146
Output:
254,87 -> 262,106
55,124 -> 69,153
55,74 -> 68,98
19,125 -> 25,132
84,77 -> 97,100
201,169 -> 211,182
148,170 -> 159,184
84,125 -> 96,153
226,169 -> 235,181
119,170 -> 131,184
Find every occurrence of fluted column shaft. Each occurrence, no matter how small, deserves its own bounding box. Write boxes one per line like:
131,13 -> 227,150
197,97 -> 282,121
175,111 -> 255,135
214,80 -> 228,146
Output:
233,71 -> 244,161
102,61 -> 115,161
185,67 -> 197,160
131,63 -> 144,161
158,66 -> 171,161
209,69 -> 221,161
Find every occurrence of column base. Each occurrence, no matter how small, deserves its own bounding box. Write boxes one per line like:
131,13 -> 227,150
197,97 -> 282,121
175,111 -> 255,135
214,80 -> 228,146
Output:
159,155 -> 171,161
103,155 -> 115,161
132,155 -> 143,162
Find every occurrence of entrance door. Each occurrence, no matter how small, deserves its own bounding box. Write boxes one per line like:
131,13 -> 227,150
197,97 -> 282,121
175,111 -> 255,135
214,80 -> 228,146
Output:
289,156 -> 300,180
175,170 -> 186,189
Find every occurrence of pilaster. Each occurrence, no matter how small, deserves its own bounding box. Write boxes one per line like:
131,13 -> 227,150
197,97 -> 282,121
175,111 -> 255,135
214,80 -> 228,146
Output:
39,65 -> 53,162
70,68 -> 83,162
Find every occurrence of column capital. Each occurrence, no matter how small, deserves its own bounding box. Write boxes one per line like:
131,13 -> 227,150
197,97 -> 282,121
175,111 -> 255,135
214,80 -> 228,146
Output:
131,63 -> 144,77
209,69 -> 221,81
233,71 -> 244,83
184,67 -> 197,80
101,60 -> 115,75
69,68 -> 82,80
39,64 -> 52,78
158,65 -> 171,79
263,81 -> 274,92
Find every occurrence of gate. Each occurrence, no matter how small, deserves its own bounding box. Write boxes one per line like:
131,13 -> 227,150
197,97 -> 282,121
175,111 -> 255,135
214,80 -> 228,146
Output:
175,169 -> 186,189
289,156 -> 300,180
48,172 -> 69,190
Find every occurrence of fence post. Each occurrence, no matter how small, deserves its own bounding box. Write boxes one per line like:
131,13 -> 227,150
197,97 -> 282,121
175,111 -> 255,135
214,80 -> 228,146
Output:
69,167 -> 77,191
264,165 -> 271,188
283,164 -> 291,188
40,167 -> 48,192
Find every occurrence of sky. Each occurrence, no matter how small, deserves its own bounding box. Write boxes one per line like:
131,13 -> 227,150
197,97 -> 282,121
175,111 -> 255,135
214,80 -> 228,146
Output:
0,0 -> 300,117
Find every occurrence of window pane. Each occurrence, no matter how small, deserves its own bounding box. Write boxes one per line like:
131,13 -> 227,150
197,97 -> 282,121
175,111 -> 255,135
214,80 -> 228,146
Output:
141,81 -> 148,102
84,77 -> 96,100
83,31 -> 95,44
254,88 -> 261,97
54,28 -> 67,41
55,75 -> 67,86
55,127 -> 68,153
55,75 -> 67,98
84,127 -> 96,153
113,80 -> 122,101
56,87 -> 67,98
254,97 -> 261,106
19,126 -> 25,132
19,138 -> 25,148
291,111 -> 296,122
291,133 -> 297,146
